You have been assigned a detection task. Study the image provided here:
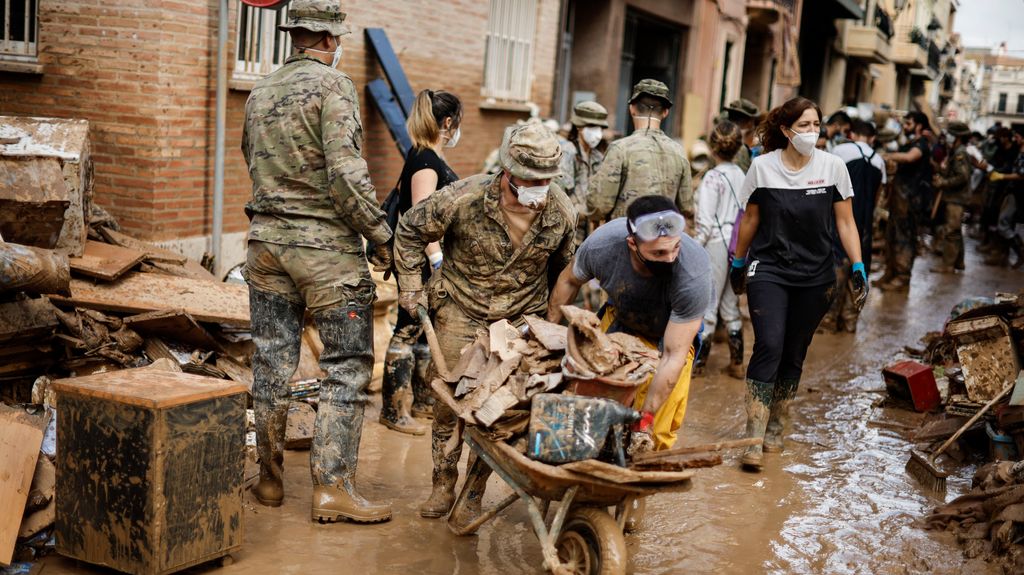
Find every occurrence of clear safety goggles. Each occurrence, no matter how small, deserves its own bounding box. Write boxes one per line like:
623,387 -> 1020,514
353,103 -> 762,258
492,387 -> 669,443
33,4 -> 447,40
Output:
626,210 -> 686,242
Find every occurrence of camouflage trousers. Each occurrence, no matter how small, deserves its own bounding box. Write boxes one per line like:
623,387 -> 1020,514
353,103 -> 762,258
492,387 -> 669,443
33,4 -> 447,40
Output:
938,202 -> 965,269
884,188 -> 917,282
245,241 -> 377,488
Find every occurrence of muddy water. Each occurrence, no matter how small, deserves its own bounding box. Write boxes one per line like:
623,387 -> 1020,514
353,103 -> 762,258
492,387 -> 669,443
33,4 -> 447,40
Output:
42,247 -> 1022,574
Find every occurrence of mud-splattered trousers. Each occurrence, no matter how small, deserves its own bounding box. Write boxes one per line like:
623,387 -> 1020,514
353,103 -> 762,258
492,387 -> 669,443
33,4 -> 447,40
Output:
883,182 -> 918,283
745,280 -> 834,412
245,240 -> 377,488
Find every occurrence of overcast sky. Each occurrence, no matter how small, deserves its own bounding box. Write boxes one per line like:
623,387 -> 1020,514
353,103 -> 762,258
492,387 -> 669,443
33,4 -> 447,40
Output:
955,0 -> 1024,53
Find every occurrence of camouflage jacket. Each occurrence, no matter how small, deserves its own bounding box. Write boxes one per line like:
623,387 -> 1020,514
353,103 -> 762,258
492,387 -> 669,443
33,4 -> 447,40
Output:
242,53 -> 391,253
933,145 -> 972,204
394,173 -> 577,322
557,138 -> 605,218
586,128 -> 692,221
733,144 -> 752,174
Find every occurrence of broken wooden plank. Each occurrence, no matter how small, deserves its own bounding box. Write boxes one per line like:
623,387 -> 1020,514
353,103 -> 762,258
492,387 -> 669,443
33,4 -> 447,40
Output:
475,386 -> 520,427
561,458 -> 696,483
0,242 -> 70,296
630,452 -> 724,470
632,437 -> 763,464
216,357 -> 253,393
0,404 -> 46,565
97,227 -> 188,265
53,272 -> 250,327
124,309 -> 224,352
0,297 -> 58,346
68,240 -> 146,281
141,259 -> 218,283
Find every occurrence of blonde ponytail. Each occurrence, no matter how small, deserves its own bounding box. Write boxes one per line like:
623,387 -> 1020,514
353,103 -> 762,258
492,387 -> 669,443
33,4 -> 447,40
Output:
407,90 -> 440,150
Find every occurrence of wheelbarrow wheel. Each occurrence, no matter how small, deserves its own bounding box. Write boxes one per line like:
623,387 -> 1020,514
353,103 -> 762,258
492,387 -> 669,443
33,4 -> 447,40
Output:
555,507 -> 627,575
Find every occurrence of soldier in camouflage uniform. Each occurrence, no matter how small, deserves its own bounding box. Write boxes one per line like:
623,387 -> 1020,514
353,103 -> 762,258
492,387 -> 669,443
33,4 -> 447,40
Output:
931,122 -> 973,273
241,0 -> 394,524
588,79 -> 693,222
394,122 -> 576,523
723,98 -> 760,174
557,101 -> 609,226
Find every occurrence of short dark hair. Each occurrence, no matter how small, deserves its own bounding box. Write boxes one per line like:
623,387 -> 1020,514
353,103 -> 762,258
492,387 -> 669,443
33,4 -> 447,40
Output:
827,111 -> 852,126
631,96 -> 666,115
850,119 -> 876,138
905,111 -> 931,133
627,195 -> 678,223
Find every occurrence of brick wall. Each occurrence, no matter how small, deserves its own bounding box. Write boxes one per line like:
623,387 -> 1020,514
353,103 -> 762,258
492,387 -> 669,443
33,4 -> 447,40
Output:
0,0 -> 562,243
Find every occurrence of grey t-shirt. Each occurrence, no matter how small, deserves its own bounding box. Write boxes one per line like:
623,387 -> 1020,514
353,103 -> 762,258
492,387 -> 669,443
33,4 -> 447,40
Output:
572,218 -> 712,342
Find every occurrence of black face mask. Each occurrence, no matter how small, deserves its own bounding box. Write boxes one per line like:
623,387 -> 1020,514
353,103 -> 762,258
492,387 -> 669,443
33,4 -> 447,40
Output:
635,246 -> 676,278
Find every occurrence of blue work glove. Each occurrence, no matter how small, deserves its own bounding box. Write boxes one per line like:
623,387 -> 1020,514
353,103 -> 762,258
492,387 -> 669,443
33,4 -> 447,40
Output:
849,261 -> 868,311
729,256 -> 749,295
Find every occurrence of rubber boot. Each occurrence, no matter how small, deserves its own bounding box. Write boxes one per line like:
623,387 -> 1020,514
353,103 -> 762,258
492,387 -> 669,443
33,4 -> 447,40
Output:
741,378 -> 773,471
379,342 -> 427,436
764,379 -> 798,453
448,454 -> 492,531
726,330 -> 745,380
984,237 -> 1009,266
1011,236 -> 1024,269
310,303 -> 392,524
250,288 -> 304,507
420,403 -> 462,518
411,342 -> 436,419
692,337 -> 711,376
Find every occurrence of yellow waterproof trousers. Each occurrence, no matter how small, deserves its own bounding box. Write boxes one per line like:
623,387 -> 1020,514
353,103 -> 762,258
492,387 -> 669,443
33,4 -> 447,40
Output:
599,307 -> 695,451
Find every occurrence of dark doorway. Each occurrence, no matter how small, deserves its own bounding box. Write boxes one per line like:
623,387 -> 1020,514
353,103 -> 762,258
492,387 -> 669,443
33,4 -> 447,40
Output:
617,9 -> 683,136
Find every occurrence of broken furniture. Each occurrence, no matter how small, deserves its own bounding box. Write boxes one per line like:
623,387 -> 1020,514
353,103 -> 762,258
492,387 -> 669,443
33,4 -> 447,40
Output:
947,315 -> 1021,403
0,405 -> 47,567
882,360 -> 941,412
53,368 -> 247,575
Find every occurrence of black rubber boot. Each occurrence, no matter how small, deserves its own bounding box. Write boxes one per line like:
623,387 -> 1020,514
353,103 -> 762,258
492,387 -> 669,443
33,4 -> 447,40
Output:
380,342 -> 426,435
250,288 -> 304,507
764,378 -> 798,452
411,342 -> 436,419
741,378 -> 774,471
448,454 -> 493,531
692,337 -> 711,376
726,330 -> 745,379
420,402 -> 462,518
310,302 -> 392,523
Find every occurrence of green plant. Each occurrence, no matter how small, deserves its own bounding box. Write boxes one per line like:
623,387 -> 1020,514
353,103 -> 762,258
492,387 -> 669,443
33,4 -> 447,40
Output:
909,26 -> 927,48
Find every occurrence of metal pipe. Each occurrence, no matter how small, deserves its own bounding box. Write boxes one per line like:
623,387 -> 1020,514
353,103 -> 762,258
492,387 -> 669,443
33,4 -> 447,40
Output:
213,0 -> 228,274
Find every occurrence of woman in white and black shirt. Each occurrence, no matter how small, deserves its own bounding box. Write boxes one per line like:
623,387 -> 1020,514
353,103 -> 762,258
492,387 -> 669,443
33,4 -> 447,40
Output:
729,97 -> 867,471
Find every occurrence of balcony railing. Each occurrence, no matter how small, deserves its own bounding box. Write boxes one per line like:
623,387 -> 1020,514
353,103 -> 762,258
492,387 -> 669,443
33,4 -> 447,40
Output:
874,5 -> 894,40
928,40 -> 940,72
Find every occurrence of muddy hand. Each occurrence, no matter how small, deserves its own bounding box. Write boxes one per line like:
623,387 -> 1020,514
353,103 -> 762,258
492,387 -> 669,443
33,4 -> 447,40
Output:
398,290 -> 423,315
730,257 -> 749,295
849,262 -> 868,311
627,430 -> 655,457
368,241 -> 394,273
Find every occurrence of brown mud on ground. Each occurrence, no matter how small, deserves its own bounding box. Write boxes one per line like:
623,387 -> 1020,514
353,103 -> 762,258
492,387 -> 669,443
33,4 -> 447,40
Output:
43,244 -> 1022,574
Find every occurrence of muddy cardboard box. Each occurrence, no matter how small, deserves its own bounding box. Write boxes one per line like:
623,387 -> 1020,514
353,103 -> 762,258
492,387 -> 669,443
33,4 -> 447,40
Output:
53,368 -> 247,575
948,316 -> 1021,403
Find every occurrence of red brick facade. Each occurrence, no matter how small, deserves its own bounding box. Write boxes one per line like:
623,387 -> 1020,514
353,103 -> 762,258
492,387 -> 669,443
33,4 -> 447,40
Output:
0,0 -> 561,245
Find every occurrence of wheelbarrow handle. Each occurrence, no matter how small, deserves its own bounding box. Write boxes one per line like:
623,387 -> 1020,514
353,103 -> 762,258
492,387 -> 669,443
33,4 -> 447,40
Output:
417,305 -> 449,379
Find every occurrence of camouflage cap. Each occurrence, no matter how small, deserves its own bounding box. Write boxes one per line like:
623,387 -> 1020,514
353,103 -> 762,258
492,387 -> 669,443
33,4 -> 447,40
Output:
570,101 -> 609,128
277,0 -> 350,36
725,98 -> 760,119
499,122 -> 563,181
947,121 -> 970,137
629,78 -> 673,107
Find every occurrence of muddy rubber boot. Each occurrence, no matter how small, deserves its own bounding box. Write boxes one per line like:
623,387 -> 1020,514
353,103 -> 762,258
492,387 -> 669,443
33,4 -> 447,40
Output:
692,337 -> 711,376
250,288 -> 305,508
984,238 -> 1009,266
741,379 -> 773,471
420,404 -> 462,518
310,302 -> 392,524
411,342 -> 436,419
379,343 -> 427,436
448,455 -> 492,531
764,379 -> 798,453
726,330 -> 745,380
1011,236 -> 1024,269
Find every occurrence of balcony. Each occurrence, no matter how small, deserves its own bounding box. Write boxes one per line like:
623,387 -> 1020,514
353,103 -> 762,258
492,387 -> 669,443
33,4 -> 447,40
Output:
747,0 -> 795,25
892,26 -> 928,68
843,22 -> 892,64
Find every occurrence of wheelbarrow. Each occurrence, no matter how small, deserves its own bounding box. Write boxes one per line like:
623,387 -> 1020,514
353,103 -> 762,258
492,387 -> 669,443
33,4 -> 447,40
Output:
449,427 -> 693,575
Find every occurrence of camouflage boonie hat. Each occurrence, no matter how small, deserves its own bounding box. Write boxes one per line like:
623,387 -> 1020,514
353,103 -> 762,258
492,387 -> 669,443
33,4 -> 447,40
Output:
947,121 -> 970,137
875,128 -> 898,144
725,98 -> 760,119
278,0 -> 350,36
570,101 -> 609,128
499,122 -> 563,180
630,79 -> 673,107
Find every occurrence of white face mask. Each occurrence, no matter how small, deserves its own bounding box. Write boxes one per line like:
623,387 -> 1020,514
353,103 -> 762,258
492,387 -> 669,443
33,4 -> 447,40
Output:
443,127 -> 461,148
945,133 -> 956,146
886,141 -> 899,152
507,175 -> 549,209
787,128 -> 818,156
305,38 -> 343,68
581,126 -> 603,148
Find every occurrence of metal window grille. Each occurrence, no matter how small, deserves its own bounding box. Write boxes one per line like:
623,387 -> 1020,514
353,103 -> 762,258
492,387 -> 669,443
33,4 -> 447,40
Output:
482,0 -> 537,103
234,2 -> 291,80
0,0 -> 38,60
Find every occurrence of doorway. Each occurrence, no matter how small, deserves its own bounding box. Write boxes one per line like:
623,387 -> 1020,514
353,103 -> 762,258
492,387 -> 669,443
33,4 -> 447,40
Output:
617,9 -> 683,136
